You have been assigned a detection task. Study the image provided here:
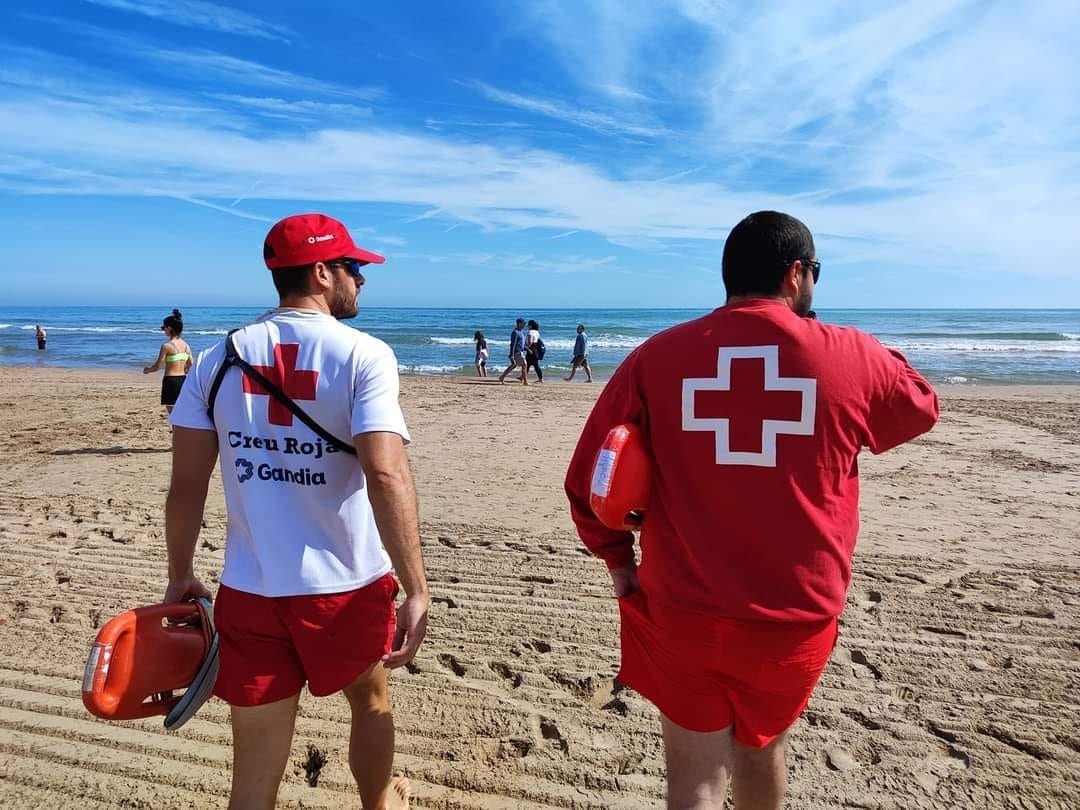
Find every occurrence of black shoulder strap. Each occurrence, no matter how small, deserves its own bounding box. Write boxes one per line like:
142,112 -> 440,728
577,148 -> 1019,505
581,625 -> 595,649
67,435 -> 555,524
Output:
205,329 -> 240,421
207,331 -> 356,456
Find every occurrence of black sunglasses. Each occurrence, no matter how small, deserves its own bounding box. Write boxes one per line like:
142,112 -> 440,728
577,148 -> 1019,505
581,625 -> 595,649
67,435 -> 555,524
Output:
797,257 -> 821,283
327,258 -> 368,279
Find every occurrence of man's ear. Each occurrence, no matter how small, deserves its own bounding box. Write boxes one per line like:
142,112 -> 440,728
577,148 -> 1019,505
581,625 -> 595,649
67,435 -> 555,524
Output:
782,259 -> 802,296
311,261 -> 335,292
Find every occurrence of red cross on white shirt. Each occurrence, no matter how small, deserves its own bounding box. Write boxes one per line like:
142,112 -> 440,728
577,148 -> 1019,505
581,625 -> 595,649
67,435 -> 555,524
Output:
242,343 -> 319,426
681,345 -> 817,467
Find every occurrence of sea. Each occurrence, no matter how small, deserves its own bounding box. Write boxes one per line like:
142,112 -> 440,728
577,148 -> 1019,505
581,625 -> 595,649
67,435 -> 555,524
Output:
1,307 -> 1078,385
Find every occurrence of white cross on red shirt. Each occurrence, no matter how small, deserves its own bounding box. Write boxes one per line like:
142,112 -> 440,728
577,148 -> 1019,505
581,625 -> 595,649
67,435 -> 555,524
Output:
681,345 -> 817,467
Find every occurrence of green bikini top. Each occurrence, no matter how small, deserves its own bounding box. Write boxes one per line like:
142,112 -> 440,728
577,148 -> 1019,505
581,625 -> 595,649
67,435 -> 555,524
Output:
165,352 -> 190,363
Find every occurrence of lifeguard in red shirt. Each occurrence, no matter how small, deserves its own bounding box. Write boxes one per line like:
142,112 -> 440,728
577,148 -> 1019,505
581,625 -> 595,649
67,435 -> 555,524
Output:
565,211 -> 939,810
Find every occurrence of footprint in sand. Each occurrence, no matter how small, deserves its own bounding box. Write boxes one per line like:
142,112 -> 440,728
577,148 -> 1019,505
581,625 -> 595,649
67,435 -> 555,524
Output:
437,653 -> 467,677
825,747 -> 858,772
520,575 -> 555,585
849,649 -> 883,681
538,717 -> 569,754
489,661 -> 523,688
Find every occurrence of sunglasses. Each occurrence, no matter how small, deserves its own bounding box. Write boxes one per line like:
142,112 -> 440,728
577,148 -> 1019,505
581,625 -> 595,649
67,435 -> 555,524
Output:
327,258 -> 368,279
798,257 -> 821,283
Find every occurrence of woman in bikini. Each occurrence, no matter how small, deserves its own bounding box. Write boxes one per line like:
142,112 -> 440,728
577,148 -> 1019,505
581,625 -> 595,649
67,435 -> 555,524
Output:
143,309 -> 192,414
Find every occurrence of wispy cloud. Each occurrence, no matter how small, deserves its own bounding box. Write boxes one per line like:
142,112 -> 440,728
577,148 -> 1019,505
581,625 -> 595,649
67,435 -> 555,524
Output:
139,48 -> 382,100
2,3 -> 1079,287
169,194 -> 273,222
82,0 -> 291,42
0,85 -> 1075,277
210,94 -> 374,121
367,234 -> 408,247
474,82 -> 666,138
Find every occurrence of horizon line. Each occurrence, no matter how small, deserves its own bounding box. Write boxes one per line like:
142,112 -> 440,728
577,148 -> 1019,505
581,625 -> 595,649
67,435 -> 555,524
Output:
3,305 -> 1080,312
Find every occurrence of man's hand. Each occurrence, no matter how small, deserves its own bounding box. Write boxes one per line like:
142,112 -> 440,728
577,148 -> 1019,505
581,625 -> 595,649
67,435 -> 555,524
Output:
164,575 -> 211,603
382,592 -> 430,668
610,562 -> 640,598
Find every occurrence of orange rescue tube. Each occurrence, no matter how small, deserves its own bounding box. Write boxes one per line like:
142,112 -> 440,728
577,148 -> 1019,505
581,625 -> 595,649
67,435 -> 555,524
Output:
589,423 -> 653,530
82,600 -> 213,722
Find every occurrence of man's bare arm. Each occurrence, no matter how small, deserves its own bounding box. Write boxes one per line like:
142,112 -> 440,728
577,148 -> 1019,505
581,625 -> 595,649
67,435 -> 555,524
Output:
164,427 -> 218,602
354,431 -> 429,667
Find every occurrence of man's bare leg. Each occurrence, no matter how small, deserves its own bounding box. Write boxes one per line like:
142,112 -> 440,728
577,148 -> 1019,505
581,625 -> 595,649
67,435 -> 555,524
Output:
660,713 -> 733,809
228,692 -> 301,810
343,662 -> 410,809
731,734 -> 787,810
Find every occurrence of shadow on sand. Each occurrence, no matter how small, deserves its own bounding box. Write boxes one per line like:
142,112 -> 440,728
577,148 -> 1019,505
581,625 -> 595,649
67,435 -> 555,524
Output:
51,446 -> 169,456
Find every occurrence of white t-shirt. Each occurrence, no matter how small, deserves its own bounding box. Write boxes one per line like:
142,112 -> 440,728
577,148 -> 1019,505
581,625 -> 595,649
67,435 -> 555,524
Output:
170,309 -> 410,597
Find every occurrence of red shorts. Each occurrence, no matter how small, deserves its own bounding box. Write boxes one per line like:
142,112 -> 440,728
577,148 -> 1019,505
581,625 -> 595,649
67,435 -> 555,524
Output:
617,590 -> 838,748
213,574 -> 398,707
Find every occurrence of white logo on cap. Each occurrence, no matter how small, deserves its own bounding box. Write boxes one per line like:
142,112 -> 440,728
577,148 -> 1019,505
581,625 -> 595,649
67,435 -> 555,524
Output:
306,233 -> 336,244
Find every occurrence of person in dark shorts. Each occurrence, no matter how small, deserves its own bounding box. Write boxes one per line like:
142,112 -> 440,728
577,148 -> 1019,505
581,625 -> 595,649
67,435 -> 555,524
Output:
35,324 -> 47,351
564,324 -> 593,382
525,319 -> 544,382
498,318 -> 529,385
143,308 -> 192,414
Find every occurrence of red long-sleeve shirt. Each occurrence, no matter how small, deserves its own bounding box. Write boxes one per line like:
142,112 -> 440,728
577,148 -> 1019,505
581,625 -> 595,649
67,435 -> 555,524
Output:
565,299 -> 939,622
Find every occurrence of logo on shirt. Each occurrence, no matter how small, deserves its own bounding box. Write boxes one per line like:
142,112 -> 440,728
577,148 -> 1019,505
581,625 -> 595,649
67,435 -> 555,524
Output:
682,345 -> 816,467
234,455 -> 327,486
242,343 -> 319,426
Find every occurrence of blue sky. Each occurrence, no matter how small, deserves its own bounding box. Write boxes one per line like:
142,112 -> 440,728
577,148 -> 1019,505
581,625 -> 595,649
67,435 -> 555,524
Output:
1,0 -> 1078,308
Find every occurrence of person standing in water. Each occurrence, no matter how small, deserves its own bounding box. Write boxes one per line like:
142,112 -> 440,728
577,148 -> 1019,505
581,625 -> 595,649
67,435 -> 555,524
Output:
498,318 -> 529,385
524,319 -> 544,383
143,308 -> 192,414
473,331 -> 489,377
35,324 -> 47,351
564,324 -> 593,382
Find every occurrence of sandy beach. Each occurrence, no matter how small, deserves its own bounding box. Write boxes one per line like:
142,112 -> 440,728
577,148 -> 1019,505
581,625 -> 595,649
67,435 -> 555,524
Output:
0,366 -> 1077,809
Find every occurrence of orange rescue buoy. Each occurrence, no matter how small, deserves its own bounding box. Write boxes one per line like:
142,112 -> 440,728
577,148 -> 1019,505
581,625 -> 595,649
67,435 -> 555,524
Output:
82,597 -> 218,730
589,423 -> 653,530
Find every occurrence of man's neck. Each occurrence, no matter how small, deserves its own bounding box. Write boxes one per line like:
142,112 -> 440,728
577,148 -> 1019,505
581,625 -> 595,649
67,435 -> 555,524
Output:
276,295 -> 331,315
725,293 -> 792,309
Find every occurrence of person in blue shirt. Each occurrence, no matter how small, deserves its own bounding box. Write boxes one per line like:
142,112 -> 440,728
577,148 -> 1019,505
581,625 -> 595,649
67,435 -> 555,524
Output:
498,318 -> 529,385
564,323 -> 593,382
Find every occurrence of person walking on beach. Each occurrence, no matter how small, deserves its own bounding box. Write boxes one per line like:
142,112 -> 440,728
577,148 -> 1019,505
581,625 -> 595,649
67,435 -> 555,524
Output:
143,309 -> 192,415
525,319 -> 545,382
35,324 -> 47,351
473,330 -> 489,377
564,324 -> 593,382
565,211 -> 939,810
165,213 -> 428,810
498,318 -> 528,385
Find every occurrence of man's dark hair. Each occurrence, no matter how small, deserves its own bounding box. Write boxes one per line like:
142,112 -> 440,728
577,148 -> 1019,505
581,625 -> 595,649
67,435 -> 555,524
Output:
722,211 -> 815,298
515,318 -> 525,326
270,265 -> 314,299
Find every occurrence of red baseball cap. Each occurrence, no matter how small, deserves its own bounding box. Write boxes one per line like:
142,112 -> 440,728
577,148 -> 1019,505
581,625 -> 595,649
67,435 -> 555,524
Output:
263,213 -> 386,270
